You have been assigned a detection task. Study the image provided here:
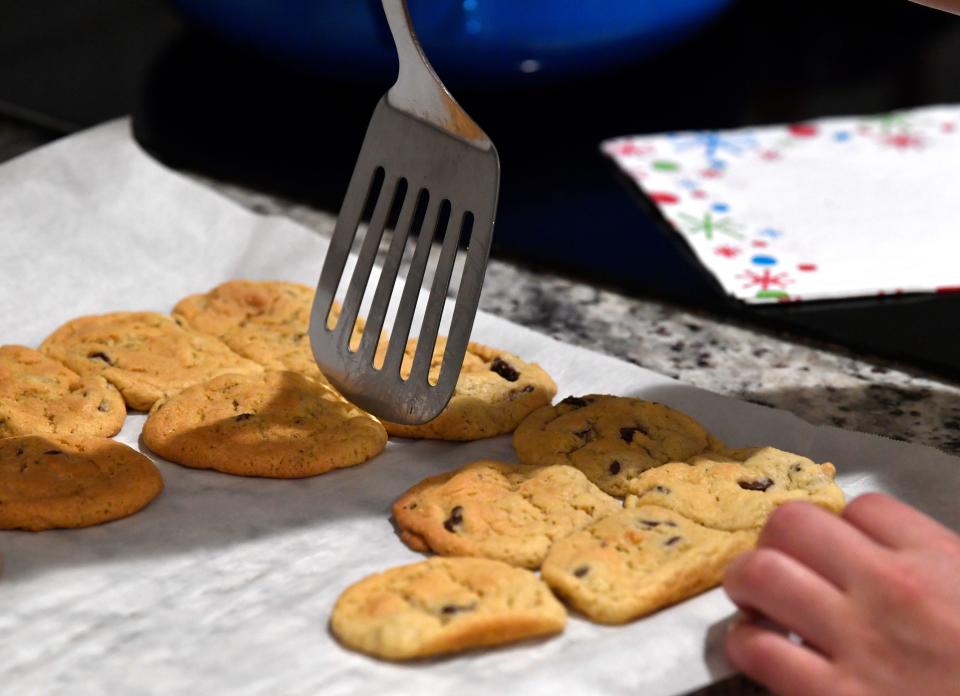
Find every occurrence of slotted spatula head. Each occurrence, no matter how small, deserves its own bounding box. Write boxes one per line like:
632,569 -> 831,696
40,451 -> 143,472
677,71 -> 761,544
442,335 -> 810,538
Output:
309,0 -> 499,425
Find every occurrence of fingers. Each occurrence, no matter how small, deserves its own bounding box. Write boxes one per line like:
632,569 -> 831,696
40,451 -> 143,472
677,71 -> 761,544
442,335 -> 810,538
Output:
724,547 -> 850,655
758,501 -> 882,590
726,617 -> 836,696
843,492 -> 956,550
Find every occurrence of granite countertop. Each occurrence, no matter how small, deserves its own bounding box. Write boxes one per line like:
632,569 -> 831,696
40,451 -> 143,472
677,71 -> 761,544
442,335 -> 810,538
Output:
208,177 -> 960,459
4,116 -> 959,696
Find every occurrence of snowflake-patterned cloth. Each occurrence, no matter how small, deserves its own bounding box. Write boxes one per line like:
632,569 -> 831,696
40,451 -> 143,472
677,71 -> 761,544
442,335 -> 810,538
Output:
603,104 -> 960,303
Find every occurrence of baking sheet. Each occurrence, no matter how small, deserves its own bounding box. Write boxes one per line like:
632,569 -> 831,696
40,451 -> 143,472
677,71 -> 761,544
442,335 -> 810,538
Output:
1,120 -> 958,696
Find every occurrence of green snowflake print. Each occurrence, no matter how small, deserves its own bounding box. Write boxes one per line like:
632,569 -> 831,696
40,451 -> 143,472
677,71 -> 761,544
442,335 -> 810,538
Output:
676,212 -> 744,241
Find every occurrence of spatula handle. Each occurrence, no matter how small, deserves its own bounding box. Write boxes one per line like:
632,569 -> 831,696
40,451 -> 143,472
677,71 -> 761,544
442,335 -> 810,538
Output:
381,0 -> 491,148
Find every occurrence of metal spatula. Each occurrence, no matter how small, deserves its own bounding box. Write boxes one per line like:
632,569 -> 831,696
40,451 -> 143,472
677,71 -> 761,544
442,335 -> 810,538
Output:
309,0 -> 500,424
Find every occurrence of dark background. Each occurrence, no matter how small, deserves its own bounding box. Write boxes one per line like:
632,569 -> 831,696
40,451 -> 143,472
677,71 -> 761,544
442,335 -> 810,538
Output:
3,0 -> 960,376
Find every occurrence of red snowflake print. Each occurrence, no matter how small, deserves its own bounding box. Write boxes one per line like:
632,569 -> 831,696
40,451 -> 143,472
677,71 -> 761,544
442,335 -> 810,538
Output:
714,245 -> 741,258
761,150 -> 781,161
649,192 -> 679,204
883,133 -> 924,150
788,123 -> 818,137
738,269 -> 793,291
943,122 -> 957,134
701,168 -> 723,179
798,263 -> 818,272
692,190 -> 707,199
751,240 -> 768,248
614,141 -> 652,157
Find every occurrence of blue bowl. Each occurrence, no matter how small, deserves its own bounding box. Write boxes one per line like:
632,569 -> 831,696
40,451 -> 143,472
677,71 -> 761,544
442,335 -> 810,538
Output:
169,0 -> 733,83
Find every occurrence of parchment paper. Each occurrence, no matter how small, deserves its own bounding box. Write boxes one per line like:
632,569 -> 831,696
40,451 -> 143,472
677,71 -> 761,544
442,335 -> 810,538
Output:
1,121 -> 958,696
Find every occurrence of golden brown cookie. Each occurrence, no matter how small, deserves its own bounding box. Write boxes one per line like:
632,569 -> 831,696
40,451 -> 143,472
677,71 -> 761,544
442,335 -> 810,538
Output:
172,280 -> 367,383
331,557 -> 567,660
624,446 -> 845,530
513,395 -> 723,497
383,338 -> 557,441
142,370 -> 387,478
0,435 -> 164,531
172,279 -> 314,337
40,311 -> 262,411
393,460 -> 621,568
0,345 -> 125,438
541,505 -> 756,624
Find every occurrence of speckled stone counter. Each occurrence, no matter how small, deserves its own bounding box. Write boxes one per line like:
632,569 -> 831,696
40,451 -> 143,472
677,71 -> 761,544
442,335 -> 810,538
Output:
208,175 -> 960,460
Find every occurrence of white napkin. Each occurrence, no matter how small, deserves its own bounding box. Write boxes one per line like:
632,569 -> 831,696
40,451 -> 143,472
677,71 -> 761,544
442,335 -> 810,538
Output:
1,120 -> 959,696
603,104 -> 960,303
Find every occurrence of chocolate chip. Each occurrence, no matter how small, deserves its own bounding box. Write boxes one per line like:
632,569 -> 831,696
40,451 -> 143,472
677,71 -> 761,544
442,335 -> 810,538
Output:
42,450 -> 62,456
573,565 -> 590,578
508,385 -> 535,400
234,413 -> 254,422
619,426 -> 648,444
15,447 -> 24,456
790,463 -> 803,473
574,424 -> 596,442
489,357 -> 520,382
653,485 -> 671,495
560,396 -> 588,408
232,399 -> 240,410
608,460 -> 621,475
440,602 -> 476,616
408,502 -> 418,510
443,505 -> 464,533
97,399 -> 111,412
738,477 -> 774,492
639,519 -> 661,528
664,536 -> 682,546
87,351 -> 114,366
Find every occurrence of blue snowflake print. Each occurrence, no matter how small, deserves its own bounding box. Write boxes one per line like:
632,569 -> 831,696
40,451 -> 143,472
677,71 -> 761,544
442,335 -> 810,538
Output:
760,228 -> 783,239
670,131 -> 758,165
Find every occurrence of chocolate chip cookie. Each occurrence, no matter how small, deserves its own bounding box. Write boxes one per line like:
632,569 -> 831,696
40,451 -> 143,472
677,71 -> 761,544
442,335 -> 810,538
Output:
40,312 -> 263,411
142,370 -> 387,478
513,395 -> 723,496
541,505 -> 756,624
173,280 -> 366,383
383,338 -> 556,441
393,460 -> 621,568
0,345 -> 125,437
172,279 -> 314,337
624,446 -> 845,530
331,557 -> 567,660
0,435 -> 164,531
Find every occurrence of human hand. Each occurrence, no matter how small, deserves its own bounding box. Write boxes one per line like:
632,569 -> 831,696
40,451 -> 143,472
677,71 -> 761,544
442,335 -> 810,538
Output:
722,493 -> 960,696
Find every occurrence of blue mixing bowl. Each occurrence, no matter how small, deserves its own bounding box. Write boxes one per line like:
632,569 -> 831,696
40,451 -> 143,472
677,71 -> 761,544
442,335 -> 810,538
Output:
169,0 -> 733,83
